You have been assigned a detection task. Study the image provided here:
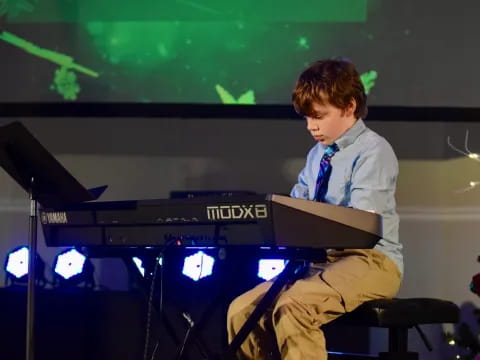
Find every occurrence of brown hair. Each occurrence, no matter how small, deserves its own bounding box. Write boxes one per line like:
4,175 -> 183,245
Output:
292,59 -> 367,119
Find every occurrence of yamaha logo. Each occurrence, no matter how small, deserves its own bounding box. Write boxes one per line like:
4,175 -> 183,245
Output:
41,211 -> 68,224
206,204 -> 268,220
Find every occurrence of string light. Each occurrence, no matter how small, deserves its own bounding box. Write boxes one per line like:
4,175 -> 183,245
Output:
447,130 -> 480,193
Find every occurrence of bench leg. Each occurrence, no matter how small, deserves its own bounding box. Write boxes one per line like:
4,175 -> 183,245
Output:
378,327 -> 418,360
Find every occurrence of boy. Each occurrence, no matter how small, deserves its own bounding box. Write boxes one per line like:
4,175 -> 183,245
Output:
227,59 -> 403,359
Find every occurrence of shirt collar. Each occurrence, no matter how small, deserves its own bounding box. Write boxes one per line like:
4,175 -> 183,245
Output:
335,118 -> 366,150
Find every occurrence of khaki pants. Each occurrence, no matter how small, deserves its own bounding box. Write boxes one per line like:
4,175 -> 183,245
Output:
227,249 -> 402,360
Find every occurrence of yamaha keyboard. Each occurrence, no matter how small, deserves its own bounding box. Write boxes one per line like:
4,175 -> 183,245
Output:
40,194 -> 382,250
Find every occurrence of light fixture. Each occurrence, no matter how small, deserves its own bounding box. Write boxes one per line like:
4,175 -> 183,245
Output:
53,248 -> 94,288
257,259 -> 286,281
132,256 -> 163,276
4,246 -> 46,287
182,251 -> 215,281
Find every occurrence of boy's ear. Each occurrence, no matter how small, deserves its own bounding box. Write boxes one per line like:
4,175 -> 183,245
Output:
344,98 -> 357,117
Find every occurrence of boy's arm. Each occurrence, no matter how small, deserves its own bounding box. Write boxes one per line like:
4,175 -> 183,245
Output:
290,147 -> 316,200
290,165 -> 310,199
349,142 -> 398,214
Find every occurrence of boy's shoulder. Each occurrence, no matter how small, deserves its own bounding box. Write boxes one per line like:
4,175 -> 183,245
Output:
359,126 -> 395,153
356,127 -> 398,168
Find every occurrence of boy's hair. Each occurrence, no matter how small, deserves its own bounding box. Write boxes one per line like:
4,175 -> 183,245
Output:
292,59 -> 367,119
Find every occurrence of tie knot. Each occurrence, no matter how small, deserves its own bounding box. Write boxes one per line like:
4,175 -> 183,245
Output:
324,143 -> 339,157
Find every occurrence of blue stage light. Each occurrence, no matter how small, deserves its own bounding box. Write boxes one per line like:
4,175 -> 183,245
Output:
54,249 -> 86,280
4,246 -> 46,287
257,259 -> 286,281
182,251 -> 214,281
132,257 -> 145,276
5,246 -> 29,280
132,256 -> 162,277
53,248 -> 95,288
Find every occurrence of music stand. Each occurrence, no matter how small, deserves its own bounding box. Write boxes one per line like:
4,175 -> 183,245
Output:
0,121 -> 106,360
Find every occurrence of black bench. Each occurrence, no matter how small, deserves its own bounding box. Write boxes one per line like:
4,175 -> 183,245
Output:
328,298 -> 460,360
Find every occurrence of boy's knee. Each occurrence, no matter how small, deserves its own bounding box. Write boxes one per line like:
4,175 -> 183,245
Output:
227,297 -> 243,320
272,292 -> 302,326
227,293 -> 254,321
273,287 -> 303,311
272,302 -> 291,326
228,282 -> 272,319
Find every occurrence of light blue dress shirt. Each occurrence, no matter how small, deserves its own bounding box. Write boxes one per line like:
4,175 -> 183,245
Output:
290,119 -> 403,276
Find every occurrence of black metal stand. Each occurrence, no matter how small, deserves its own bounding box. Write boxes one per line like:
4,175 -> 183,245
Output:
26,181 -> 37,360
0,121 -> 105,360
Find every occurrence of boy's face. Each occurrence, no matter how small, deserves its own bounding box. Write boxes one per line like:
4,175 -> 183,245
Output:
305,99 -> 357,146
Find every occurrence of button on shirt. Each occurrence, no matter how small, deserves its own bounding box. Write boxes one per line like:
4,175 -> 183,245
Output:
290,119 -> 403,276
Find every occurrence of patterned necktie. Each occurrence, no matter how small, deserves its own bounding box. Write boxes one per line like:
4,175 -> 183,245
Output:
314,143 -> 340,202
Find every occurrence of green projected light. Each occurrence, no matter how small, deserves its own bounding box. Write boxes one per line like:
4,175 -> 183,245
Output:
86,22 -> 184,68
0,31 -> 98,77
11,0 -> 367,23
51,66 -> 81,100
360,71 -> 378,95
0,31 -> 99,100
215,72 -> 377,104
0,0 -> 34,18
215,85 -> 255,105
297,37 -> 310,50
0,0 -> 381,103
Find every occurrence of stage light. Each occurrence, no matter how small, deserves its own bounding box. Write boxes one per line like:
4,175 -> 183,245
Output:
53,248 -> 94,288
54,249 -> 85,279
5,246 -> 29,280
132,257 -> 145,276
257,259 -> 286,281
182,251 -> 214,281
4,246 -> 46,286
132,256 -> 162,277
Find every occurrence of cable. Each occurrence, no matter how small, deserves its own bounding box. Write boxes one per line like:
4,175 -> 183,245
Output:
176,312 -> 195,360
143,251 -> 161,360
146,239 -> 178,360
149,253 -> 164,360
